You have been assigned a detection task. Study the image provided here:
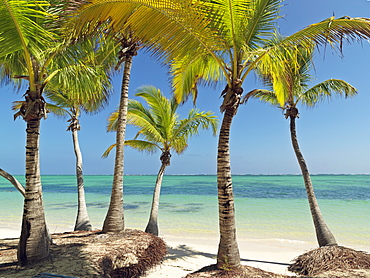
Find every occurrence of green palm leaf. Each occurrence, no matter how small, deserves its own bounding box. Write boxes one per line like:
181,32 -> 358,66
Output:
281,16 -> 370,49
70,0 -> 223,61
102,143 -> 116,158
124,139 -> 159,153
249,44 -> 358,110
243,89 -> 278,106
0,0 -> 56,57
302,79 -> 358,106
104,85 -> 218,156
171,52 -> 224,103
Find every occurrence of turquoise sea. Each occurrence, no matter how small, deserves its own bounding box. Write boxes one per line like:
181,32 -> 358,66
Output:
1,175 -> 369,249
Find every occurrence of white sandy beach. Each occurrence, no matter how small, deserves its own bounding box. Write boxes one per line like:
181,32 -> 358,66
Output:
2,227 -> 369,277
0,227 -> 313,277
144,234 -> 316,277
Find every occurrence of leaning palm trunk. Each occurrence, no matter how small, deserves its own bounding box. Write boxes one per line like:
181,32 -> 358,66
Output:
0,168 -> 25,197
18,118 -> 50,265
71,128 -> 92,231
217,108 -> 241,270
102,55 -> 133,233
288,108 -> 337,247
145,163 -> 167,236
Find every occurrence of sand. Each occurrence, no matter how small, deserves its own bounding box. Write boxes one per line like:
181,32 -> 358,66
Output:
1,228 -> 369,278
143,234 -> 316,277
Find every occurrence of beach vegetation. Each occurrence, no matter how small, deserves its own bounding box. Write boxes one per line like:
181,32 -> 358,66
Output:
69,0 -> 219,236
43,35 -> 117,231
69,0 -> 370,272
0,0 -> 61,264
100,31 -> 142,234
0,0 -> 118,264
243,43 -> 357,247
103,85 -> 218,236
67,3 -> 146,234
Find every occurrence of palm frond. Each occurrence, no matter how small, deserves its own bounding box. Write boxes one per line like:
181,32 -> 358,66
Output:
124,139 -> 159,153
127,100 -> 164,143
243,89 -> 278,105
302,79 -> 358,106
202,0 -> 251,47
171,52 -> 225,104
69,0 -> 223,61
135,86 -> 174,126
281,16 -> 370,50
0,0 -> 56,58
102,143 -> 116,158
171,109 -> 218,153
45,102 -> 70,117
251,35 -> 316,105
242,0 -> 282,49
133,86 -> 176,142
106,110 -> 120,132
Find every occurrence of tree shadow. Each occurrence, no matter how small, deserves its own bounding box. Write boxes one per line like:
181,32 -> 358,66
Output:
166,244 -> 290,266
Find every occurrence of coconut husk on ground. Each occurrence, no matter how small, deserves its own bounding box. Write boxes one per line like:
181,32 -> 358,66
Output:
184,264 -> 293,278
288,245 -> 370,277
0,229 -> 167,278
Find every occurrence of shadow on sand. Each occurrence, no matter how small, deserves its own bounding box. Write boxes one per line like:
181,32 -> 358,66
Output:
167,244 -> 290,266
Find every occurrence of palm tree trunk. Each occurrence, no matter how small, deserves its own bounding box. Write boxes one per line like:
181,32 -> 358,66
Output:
72,129 -> 92,231
102,55 -> 133,233
145,163 -> 166,236
289,112 -> 337,247
18,119 -> 50,265
0,168 -> 25,197
217,108 -> 241,270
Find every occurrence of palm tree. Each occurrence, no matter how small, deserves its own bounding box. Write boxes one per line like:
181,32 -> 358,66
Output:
71,0 -> 370,270
0,0 -> 116,264
101,31 -> 142,234
244,45 -> 358,247
44,35 -> 116,232
169,4 -> 370,270
103,85 -> 218,236
45,91 -> 110,231
0,0 -> 61,264
67,4 -> 143,234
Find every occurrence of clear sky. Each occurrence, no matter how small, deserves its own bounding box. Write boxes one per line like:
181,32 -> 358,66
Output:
1,0 -> 369,175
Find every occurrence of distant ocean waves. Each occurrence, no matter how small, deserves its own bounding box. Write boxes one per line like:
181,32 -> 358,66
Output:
1,175 -> 369,248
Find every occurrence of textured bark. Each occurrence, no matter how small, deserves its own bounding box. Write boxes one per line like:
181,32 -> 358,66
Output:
145,163 -> 167,236
102,55 -> 133,233
0,168 -> 25,197
18,119 -> 50,265
289,109 -> 337,247
216,108 -> 241,270
72,129 -> 92,231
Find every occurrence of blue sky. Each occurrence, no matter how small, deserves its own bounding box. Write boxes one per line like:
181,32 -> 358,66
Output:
1,0 -> 370,175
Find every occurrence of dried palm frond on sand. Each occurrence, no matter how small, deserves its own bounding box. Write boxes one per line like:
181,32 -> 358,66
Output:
0,229 -> 167,278
184,264 -> 292,278
288,245 -> 370,276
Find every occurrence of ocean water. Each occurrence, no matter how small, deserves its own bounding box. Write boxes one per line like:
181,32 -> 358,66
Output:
0,175 -> 369,248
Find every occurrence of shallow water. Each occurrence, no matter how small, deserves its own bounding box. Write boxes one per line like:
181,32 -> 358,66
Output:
1,175 -> 369,248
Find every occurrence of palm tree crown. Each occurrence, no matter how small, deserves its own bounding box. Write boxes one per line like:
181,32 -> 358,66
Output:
244,45 -> 358,111
104,85 -> 218,159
